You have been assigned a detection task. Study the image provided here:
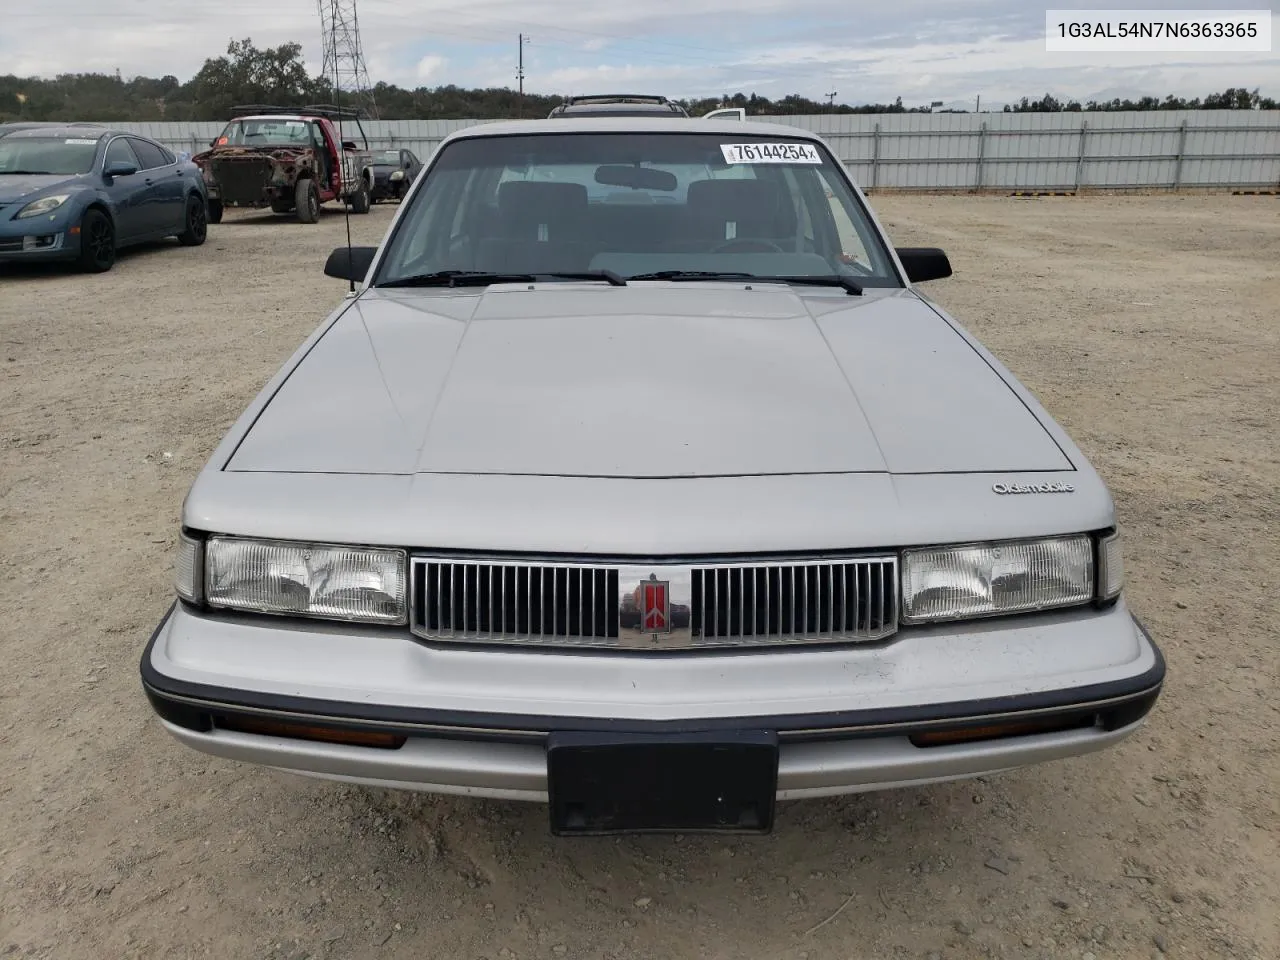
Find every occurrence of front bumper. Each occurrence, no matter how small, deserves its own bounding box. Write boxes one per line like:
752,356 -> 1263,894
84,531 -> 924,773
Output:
0,223 -> 75,263
369,176 -> 401,198
140,600 -> 1165,802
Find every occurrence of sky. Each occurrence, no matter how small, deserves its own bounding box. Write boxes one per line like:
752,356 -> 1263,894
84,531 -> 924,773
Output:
4,0 -> 1278,109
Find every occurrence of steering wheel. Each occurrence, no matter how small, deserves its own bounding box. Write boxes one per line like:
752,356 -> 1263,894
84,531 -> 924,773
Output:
710,238 -> 785,254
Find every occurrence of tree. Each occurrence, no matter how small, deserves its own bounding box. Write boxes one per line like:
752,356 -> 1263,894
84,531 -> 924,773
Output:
178,38 -> 331,118
0,43 -> 1275,122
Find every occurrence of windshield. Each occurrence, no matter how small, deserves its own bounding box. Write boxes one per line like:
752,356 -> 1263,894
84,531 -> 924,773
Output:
0,136 -> 100,175
216,118 -> 313,147
375,150 -> 401,164
374,132 -> 901,287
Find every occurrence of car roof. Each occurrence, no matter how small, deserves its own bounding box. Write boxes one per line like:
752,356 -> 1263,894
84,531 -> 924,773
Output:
0,121 -> 105,136
4,125 -> 117,141
445,116 -> 816,142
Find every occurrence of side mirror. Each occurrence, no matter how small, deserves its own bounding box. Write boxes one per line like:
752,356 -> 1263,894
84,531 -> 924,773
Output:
104,160 -> 138,178
324,245 -> 378,282
895,247 -> 952,283
342,140 -> 358,151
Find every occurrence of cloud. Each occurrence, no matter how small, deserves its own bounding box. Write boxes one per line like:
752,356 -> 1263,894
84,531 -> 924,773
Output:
3,0 -> 1275,108
416,54 -> 448,81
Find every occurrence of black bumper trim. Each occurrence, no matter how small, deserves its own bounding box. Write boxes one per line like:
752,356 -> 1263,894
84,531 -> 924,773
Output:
139,603 -> 1166,742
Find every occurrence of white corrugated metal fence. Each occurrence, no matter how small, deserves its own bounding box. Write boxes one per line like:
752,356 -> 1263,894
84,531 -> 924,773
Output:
108,111 -> 1280,192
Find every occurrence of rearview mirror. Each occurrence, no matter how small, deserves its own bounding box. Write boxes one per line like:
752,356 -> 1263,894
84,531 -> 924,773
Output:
104,160 -> 138,178
895,247 -> 952,283
324,245 -> 378,282
595,165 -> 677,192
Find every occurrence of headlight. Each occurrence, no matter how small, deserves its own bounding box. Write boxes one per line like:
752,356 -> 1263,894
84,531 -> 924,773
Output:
204,537 -> 407,624
16,194 -> 70,219
902,535 -> 1094,624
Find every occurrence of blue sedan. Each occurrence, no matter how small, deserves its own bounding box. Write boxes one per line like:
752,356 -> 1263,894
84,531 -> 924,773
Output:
0,126 -> 209,273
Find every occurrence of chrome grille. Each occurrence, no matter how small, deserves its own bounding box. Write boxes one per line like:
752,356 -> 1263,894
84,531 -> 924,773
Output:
415,561 -> 619,641
410,556 -> 898,650
690,561 -> 895,641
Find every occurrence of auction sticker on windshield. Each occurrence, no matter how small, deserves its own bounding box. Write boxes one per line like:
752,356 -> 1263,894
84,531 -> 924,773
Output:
721,142 -> 822,164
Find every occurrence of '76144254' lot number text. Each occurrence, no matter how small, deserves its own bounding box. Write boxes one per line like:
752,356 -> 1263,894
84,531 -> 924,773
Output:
720,142 -> 822,164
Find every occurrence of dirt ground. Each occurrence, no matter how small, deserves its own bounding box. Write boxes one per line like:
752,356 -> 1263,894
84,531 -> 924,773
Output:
1,194 -> 1277,960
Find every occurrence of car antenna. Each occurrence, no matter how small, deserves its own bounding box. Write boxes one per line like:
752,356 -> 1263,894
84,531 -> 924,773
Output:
328,0 -> 357,295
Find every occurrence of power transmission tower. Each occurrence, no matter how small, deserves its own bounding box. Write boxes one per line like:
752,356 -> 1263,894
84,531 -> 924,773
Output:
318,0 -> 377,118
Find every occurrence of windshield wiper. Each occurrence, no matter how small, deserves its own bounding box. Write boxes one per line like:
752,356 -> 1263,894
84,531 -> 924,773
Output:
627,270 -> 862,295
378,268 -> 626,288
379,270 -> 535,288
757,275 -> 863,295
627,270 -> 758,282
537,270 -> 626,286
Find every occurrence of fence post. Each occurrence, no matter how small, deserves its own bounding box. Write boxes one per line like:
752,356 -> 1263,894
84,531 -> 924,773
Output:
870,122 -> 880,191
975,122 -> 987,192
1173,120 -> 1188,191
1075,120 -> 1089,191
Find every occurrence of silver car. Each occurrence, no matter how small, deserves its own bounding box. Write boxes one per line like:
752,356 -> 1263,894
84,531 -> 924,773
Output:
141,117 -> 1164,835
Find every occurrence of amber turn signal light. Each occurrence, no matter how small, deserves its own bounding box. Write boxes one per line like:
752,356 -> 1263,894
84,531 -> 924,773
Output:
909,714 -> 1094,748
216,714 -> 406,749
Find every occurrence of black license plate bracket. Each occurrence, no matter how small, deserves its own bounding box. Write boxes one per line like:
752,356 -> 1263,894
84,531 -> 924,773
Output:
546,729 -> 779,835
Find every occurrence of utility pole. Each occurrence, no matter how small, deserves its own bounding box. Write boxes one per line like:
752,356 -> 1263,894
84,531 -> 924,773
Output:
517,33 -> 531,117
825,91 -> 837,111
976,94 -> 981,113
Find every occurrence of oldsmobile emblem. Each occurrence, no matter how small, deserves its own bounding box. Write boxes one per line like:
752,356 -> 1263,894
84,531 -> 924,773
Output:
993,481 -> 1075,495
638,573 -> 671,635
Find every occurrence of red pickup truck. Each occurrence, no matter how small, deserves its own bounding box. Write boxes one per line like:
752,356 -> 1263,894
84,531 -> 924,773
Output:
193,104 -> 375,224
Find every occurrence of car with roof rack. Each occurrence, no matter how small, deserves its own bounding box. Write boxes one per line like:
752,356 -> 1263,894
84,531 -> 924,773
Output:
140,115 -> 1164,836
548,94 -> 690,118
0,125 -> 207,272
191,104 -> 375,224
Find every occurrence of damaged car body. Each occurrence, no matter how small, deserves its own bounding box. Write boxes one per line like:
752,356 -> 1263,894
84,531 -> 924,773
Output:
141,117 -> 1164,836
193,104 -> 375,224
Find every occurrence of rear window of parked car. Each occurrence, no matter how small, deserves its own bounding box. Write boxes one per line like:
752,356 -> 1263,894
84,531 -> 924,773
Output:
129,138 -> 171,170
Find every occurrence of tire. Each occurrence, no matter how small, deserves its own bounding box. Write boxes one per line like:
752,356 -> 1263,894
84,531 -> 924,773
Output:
207,199 -> 223,224
77,208 -> 115,273
178,195 -> 208,246
295,178 -> 320,224
349,181 -> 371,214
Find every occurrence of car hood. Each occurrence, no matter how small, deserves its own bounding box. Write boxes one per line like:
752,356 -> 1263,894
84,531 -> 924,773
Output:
0,173 -> 80,204
227,284 -> 1073,477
